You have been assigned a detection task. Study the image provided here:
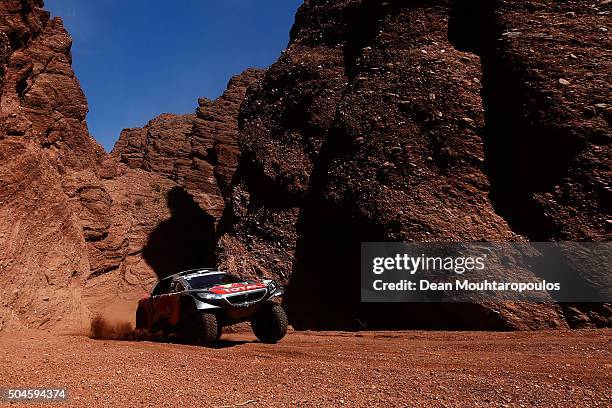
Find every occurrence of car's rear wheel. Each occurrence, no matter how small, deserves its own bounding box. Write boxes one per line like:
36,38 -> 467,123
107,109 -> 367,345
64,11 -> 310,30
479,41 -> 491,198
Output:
135,305 -> 149,330
251,304 -> 288,344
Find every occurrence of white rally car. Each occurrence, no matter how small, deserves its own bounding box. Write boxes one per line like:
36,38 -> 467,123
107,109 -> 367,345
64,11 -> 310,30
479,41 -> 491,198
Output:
136,269 -> 287,344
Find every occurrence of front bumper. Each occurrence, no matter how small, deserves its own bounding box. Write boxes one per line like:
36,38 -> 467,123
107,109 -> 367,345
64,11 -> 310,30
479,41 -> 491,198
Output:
192,287 -> 284,321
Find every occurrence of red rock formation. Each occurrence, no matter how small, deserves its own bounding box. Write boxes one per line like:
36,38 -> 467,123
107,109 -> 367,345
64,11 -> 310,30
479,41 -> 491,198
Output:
0,0 -> 608,332
79,69 -> 263,322
0,0 -> 103,168
0,0 -> 263,332
217,0 -> 610,329
0,0 -> 99,331
113,68 -> 264,218
451,0 -> 610,242
449,0 -> 612,326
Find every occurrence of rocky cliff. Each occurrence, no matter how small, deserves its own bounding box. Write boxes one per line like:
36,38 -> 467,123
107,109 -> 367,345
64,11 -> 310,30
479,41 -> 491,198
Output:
0,0 -> 101,331
0,0 -> 609,333
112,68 -> 264,217
102,68 -> 263,288
217,0 -> 611,329
0,0 -> 263,332
451,0 -> 610,242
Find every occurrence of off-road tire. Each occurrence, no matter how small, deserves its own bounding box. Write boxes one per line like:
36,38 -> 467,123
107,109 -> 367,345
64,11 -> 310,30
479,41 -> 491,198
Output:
200,312 -> 220,344
251,304 -> 288,344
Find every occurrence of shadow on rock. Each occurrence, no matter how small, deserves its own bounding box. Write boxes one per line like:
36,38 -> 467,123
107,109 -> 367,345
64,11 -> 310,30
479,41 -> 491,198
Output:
143,187 -> 216,280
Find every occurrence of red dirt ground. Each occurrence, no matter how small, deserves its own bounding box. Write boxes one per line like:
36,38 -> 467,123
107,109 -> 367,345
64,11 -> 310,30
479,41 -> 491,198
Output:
0,329 -> 609,407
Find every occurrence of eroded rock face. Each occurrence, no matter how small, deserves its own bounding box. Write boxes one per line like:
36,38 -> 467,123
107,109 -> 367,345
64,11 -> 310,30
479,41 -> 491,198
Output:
451,0 -> 611,242
0,1 -> 263,332
449,0 -> 612,327
0,140 -> 91,332
113,69 -> 264,219
0,0 -> 98,332
0,0 -> 608,332
0,0 -> 103,169
218,0 -> 610,330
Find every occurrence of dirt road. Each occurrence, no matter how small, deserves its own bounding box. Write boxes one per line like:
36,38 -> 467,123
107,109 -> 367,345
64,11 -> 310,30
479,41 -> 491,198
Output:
0,329 -> 609,407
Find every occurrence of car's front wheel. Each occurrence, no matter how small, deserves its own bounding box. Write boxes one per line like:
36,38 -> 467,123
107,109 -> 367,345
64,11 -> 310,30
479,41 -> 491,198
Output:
251,304 -> 288,344
200,312 -> 221,344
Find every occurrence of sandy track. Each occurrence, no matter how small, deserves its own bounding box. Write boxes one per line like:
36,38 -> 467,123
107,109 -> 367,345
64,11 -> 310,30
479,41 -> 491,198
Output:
0,329 -> 610,407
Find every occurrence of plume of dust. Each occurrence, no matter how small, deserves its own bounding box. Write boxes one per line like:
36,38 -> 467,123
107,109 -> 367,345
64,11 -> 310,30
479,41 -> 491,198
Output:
88,300 -> 137,340
89,315 -> 134,340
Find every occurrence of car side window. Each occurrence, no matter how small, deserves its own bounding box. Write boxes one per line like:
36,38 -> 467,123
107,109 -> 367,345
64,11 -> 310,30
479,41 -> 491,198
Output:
152,279 -> 171,296
169,281 -> 186,293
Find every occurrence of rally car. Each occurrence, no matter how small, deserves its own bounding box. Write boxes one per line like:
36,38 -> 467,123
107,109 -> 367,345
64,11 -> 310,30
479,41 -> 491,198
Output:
136,269 -> 287,344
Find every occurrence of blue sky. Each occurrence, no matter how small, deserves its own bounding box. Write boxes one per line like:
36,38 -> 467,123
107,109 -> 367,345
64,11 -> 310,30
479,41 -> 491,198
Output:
45,0 -> 302,151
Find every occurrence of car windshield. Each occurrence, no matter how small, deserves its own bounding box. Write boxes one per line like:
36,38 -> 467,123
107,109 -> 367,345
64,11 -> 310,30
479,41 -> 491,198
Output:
185,273 -> 247,290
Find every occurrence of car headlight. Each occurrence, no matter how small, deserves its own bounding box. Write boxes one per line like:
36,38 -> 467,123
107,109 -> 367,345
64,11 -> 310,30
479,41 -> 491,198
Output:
268,280 -> 277,291
270,288 -> 284,297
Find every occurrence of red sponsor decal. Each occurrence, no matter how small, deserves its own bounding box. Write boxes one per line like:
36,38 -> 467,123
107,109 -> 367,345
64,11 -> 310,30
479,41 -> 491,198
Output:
210,282 -> 266,295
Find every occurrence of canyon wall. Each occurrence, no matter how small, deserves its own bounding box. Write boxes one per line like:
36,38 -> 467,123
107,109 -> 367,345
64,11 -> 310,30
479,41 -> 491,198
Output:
0,0 -> 609,332
217,0 -> 610,329
0,0 -> 100,331
0,0 -> 263,331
